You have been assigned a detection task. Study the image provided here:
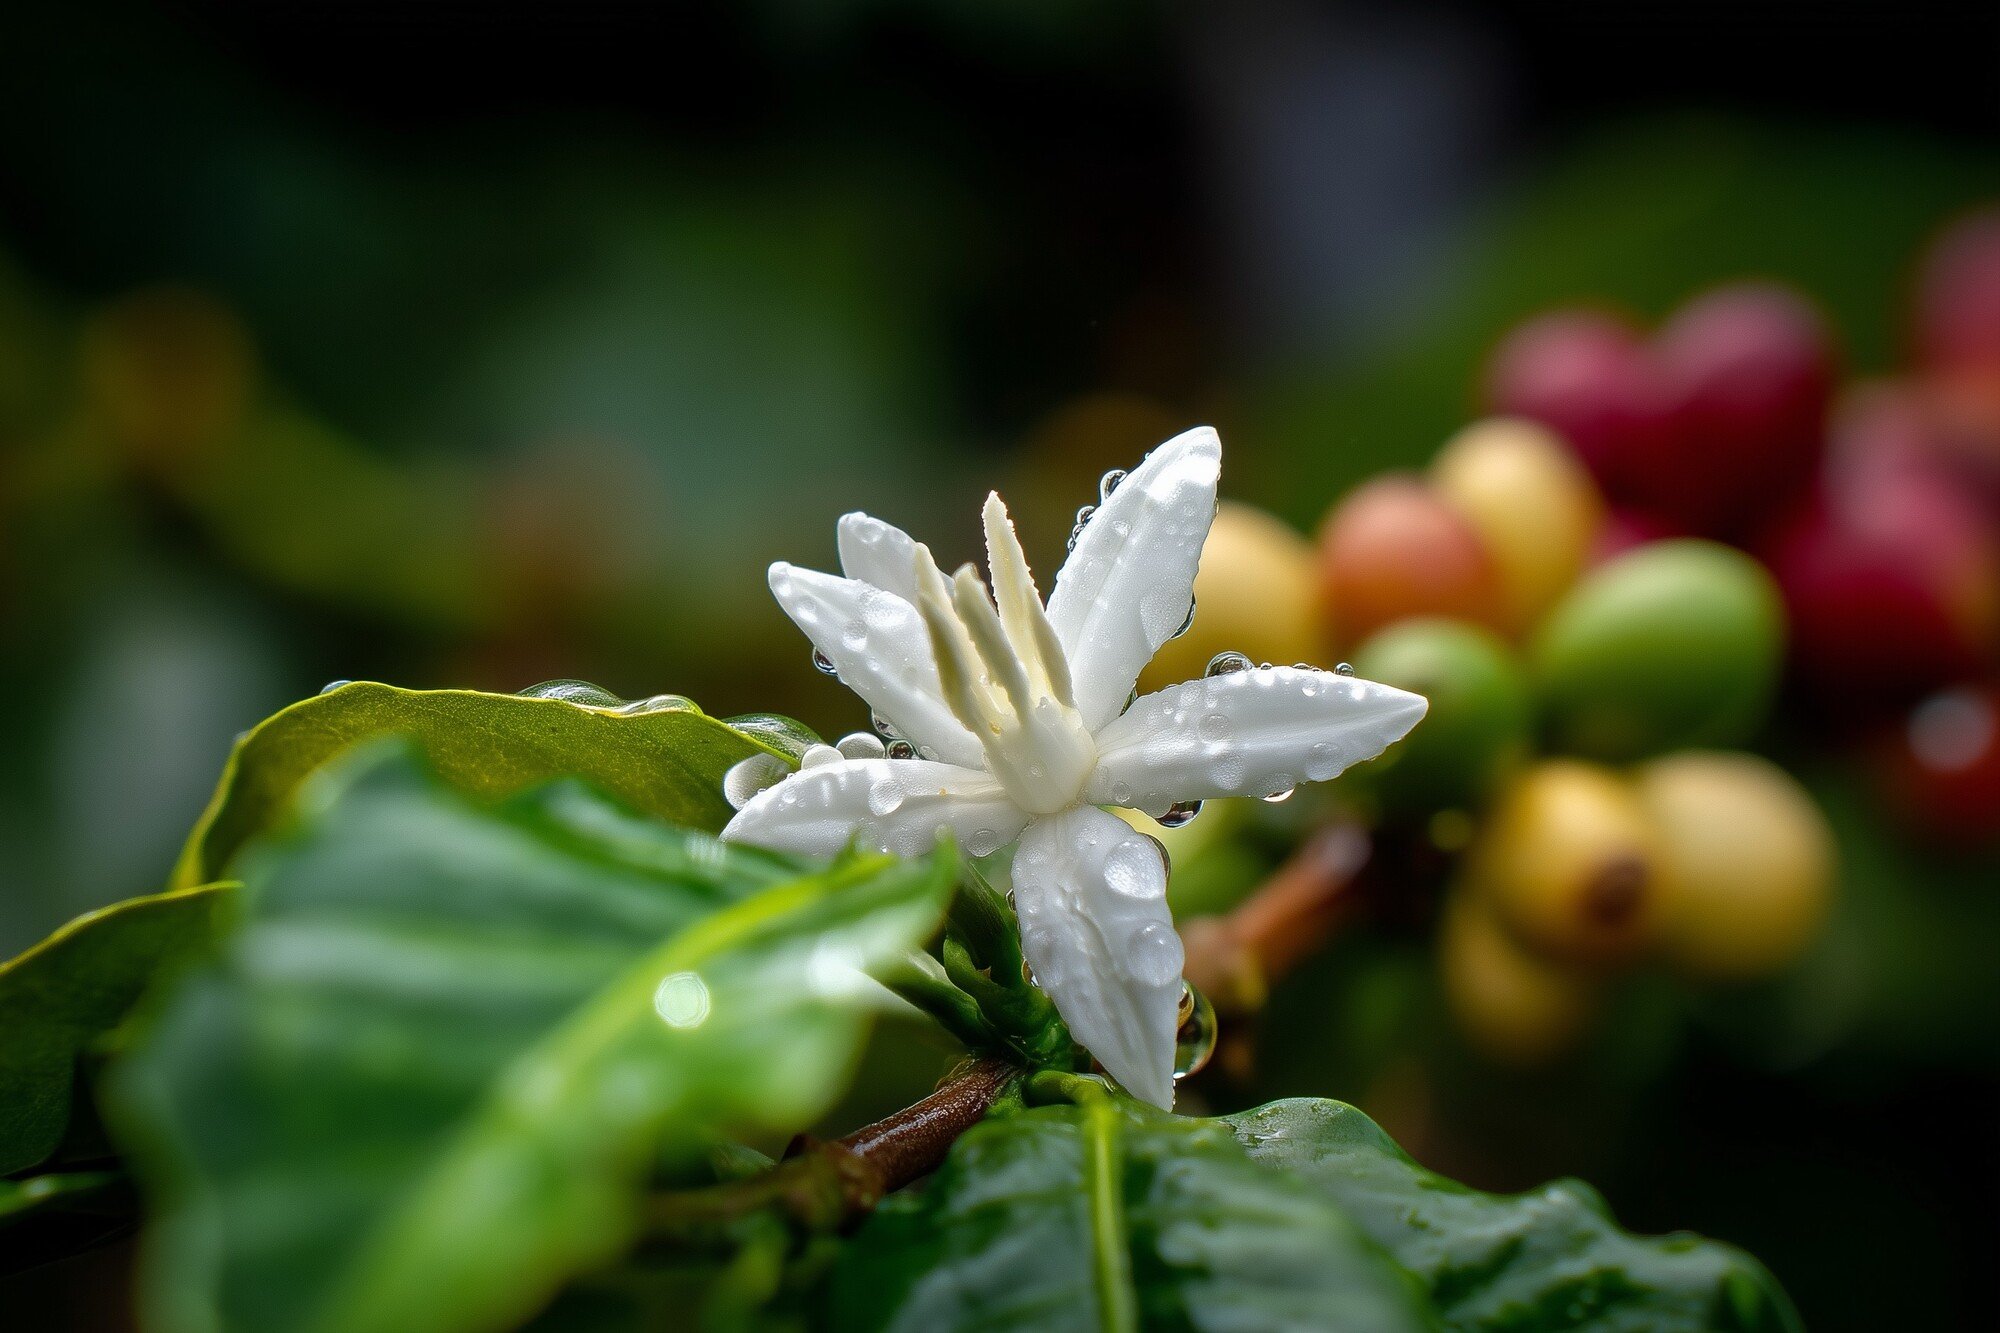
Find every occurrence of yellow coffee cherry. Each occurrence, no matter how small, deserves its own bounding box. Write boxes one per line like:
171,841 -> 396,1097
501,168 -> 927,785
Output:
1140,501 -> 1325,690
1431,418 -> 1603,637
1440,888 -> 1600,1066
1633,751 -> 1834,981
1467,759 -> 1666,967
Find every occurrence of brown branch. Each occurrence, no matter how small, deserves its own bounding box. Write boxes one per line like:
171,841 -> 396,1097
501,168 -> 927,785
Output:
1180,822 -> 1372,1017
645,1057 -> 1018,1240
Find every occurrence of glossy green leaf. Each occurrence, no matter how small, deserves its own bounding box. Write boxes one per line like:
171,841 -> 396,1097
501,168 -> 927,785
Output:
0,884 -> 233,1176
0,1170 -> 135,1276
171,682 -> 799,888
115,742 -> 953,1333
1227,1099 -> 1801,1333
829,1095 -> 1438,1333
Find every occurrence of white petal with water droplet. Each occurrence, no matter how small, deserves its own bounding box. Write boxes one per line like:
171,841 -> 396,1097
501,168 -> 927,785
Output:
721,758 -> 1027,859
1046,426 -> 1221,732
1008,805 -> 1182,1110
1085,666 -> 1428,815
766,563 -> 984,768
836,512 -> 927,605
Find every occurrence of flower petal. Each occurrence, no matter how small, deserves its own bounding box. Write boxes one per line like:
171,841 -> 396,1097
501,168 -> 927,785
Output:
767,562 -> 984,768
1046,426 -> 1222,731
721,759 -> 1027,860
1085,666 -> 1428,815
1008,806 -> 1182,1109
836,512 -> 925,605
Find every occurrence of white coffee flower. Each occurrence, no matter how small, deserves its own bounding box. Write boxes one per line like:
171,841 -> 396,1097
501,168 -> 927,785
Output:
722,427 -> 1426,1108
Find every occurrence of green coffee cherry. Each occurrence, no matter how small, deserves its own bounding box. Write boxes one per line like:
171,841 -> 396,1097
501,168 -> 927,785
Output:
1347,618 -> 1531,816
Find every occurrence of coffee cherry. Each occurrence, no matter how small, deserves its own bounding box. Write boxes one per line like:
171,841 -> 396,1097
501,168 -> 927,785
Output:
1635,751 -> 1834,981
1347,618 -> 1531,817
1877,684 -> 2000,847
1441,887 -> 1600,1067
1915,206 -> 2000,376
1430,418 -> 1604,636
1484,308 -> 1662,494
1532,540 -> 1784,762
1317,475 -> 1501,648
1638,282 -> 1836,536
1465,759 -> 1667,968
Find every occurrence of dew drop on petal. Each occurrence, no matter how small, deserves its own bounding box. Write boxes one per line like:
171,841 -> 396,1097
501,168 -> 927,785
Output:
872,711 -> 901,739
866,778 -> 906,817
320,678 -> 353,695
1157,800 -> 1203,829
1173,982 -> 1218,1081
1123,921 -> 1185,987
1098,468 -> 1127,502
886,739 -> 917,760
836,731 -> 887,761
966,826 -> 1005,857
1205,652 -> 1252,677
1101,840 -> 1160,898
1263,788 -> 1295,804
1305,741 -> 1338,780
1172,596 -> 1197,639
1196,712 -> 1230,742
812,649 -> 839,677
1335,661 -> 1356,676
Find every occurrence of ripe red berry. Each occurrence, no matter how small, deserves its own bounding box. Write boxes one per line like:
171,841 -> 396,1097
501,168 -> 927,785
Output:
1914,206 -> 2000,376
1484,309 -> 1662,494
1638,283 -> 1836,536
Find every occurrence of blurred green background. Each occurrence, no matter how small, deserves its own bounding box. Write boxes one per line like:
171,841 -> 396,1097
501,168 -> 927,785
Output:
4,3 -> 1998,1328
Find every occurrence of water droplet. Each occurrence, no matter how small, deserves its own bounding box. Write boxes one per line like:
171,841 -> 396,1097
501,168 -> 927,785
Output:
723,754 -> 789,810
1205,652 -> 1252,678
1098,468 -> 1127,502
1292,662 -> 1315,671
1075,503 -> 1097,528
1102,840 -> 1161,897
812,648 -> 839,677
841,620 -> 868,650
1173,982 -> 1218,1082
1157,800 -> 1203,829
866,779 -> 905,817
618,694 -> 697,716
1109,779 -> 1136,805
872,711 -> 901,739
1172,597 -> 1196,639
1262,787 -> 1295,804
319,678 -> 353,696
885,739 -> 917,760
1019,958 -> 1036,986
966,827 -> 1004,857
1066,525 -> 1085,552
1335,662 -> 1355,676
1196,712 -> 1230,742
518,678 -> 622,707
1125,921 -> 1185,987
836,731 -> 887,761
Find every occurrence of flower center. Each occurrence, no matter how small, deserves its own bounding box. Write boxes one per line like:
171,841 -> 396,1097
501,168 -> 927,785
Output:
915,494 -> 1097,815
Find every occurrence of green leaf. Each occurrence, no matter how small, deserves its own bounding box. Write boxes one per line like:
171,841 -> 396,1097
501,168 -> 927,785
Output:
0,1170 -> 136,1276
114,741 -> 954,1333
1226,1099 -> 1801,1333
0,884 -> 233,1176
171,682 -> 799,888
828,1095 -> 1438,1333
